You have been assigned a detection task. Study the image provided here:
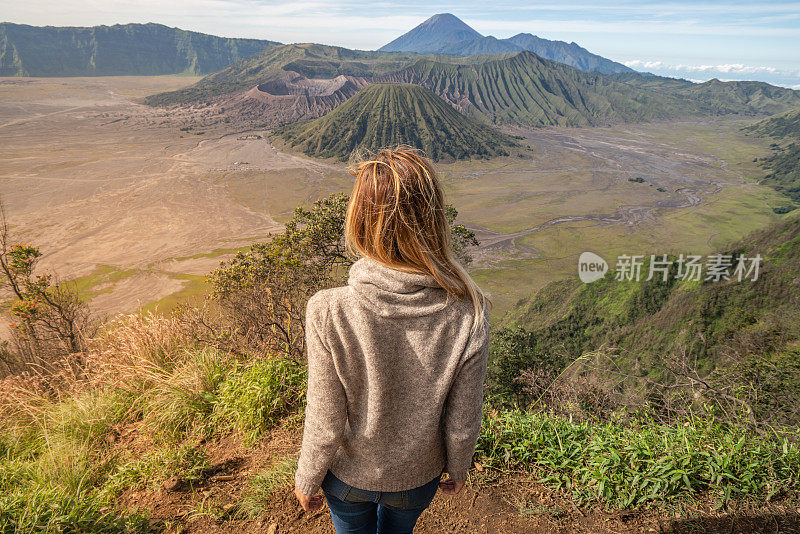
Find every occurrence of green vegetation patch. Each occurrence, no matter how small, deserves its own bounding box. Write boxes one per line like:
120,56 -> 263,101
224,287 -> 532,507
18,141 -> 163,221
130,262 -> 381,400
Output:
212,359 -> 307,443
477,410 -> 800,509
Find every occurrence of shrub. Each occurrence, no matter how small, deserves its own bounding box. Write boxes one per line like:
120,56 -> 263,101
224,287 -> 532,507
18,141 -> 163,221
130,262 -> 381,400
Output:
212,359 -> 307,443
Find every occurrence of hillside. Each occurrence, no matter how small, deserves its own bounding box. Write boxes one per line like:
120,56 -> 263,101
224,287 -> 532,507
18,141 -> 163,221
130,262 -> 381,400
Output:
745,108 -> 800,204
2,193 -> 798,533
149,45 -> 678,128
612,72 -> 800,115
275,83 -> 515,161
378,13 -> 632,75
0,22 -> 278,76
498,213 -> 800,425
746,108 -> 800,138
378,51 -> 686,127
145,41 -> 800,131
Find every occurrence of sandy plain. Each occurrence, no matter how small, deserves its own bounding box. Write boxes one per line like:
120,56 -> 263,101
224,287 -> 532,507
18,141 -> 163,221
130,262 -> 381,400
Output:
0,76 -> 789,328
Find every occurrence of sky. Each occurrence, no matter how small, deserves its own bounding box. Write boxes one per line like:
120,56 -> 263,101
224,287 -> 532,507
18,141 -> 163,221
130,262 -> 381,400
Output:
2,0 -> 799,88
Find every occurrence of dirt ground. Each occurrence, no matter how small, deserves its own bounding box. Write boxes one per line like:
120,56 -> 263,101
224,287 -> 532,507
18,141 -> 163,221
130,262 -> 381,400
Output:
118,428 -> 800,534
0,76 -> 348,320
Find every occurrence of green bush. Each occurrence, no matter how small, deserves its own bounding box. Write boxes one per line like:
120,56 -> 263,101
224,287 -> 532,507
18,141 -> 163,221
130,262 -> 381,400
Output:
477,409 -> 800,508
212,358 -> 307,443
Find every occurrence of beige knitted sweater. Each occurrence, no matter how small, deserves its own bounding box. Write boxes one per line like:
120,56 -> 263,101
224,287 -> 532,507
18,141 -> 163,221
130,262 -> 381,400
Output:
294,257 -> 490,496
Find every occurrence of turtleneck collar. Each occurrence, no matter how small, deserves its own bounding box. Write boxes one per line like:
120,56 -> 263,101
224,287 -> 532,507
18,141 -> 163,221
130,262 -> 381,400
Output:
347,257 -> 450,317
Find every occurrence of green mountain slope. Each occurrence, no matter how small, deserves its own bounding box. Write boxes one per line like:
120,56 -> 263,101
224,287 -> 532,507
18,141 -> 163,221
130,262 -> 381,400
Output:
746,108 -> 800,139
379,51 -> 687,127
496,214 -> 800,423
611,72 -> 800,115
0,22 -> 278,76
275,83 -> 515,161
745,108 -> 800,204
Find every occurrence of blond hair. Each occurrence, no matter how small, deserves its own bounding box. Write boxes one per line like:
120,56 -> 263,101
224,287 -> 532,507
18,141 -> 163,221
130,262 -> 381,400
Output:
345,146 -> 488,331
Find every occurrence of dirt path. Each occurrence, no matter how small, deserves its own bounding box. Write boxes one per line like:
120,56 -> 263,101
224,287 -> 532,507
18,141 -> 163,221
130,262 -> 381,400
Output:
119,431 -> 800,534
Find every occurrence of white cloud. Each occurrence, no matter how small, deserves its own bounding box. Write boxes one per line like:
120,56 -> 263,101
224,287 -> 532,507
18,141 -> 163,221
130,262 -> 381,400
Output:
470,18 -> 800,38
625,59 -> 795,77
623,60 -> 665,69
675,63 -> 778,74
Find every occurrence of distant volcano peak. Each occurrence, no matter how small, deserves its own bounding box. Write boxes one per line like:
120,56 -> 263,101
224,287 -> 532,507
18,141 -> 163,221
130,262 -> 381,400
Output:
377,14 -> 633,75
378,13 -> 482,53
421,13 -> 479,32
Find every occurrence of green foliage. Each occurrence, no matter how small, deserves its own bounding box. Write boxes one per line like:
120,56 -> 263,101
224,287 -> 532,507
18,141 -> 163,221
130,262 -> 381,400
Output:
0,391 -> 148,533
212,359 -> 307,443
210,193 -> 351,357
759,143 -> 800,203
0,22 -> 277,77
477,409 -> 800,508
485,327 -> 538,406
745,108 -> 800,140
445,205 -> 479,266
0,483 -> 148,534
103,443 -> 210,496
0,236 -> 93,360
139,348 -> 233,438
276,84 -> 515,161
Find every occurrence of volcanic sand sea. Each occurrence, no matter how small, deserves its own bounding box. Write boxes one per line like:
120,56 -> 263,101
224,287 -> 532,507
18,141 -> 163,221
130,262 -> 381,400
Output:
0,76 -> 790,330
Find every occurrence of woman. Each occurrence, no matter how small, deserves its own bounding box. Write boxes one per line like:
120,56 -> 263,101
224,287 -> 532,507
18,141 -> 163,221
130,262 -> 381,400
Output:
294,146 -> 490,534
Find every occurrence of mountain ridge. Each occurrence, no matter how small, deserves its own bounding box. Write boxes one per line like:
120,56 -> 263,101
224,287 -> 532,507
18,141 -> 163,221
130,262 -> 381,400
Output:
0,22 -> 279,76
378,13 -> 633,75
376,50 -> 685,127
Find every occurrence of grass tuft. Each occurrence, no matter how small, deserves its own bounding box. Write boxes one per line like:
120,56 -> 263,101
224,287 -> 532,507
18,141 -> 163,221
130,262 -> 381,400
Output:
240,455 -> 298,518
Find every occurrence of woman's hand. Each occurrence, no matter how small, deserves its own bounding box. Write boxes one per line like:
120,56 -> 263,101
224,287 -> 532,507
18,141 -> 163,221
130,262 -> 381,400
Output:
438,478 -> 465,495
294,485 -> 324,511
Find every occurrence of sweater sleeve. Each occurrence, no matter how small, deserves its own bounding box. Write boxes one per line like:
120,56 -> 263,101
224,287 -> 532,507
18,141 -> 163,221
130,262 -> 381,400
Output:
295,295 -> 347,496
443,317 -> 490,482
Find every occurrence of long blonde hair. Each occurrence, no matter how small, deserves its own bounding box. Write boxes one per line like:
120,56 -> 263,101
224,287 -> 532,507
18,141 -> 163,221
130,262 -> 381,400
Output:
344,146 -> 488,331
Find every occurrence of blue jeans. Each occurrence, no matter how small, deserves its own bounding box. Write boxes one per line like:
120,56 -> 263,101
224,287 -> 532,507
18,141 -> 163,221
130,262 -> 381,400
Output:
320,470 -> 441,534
